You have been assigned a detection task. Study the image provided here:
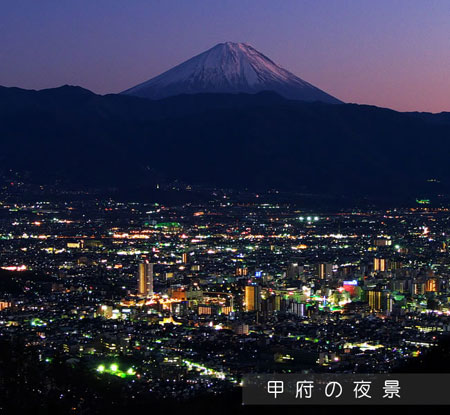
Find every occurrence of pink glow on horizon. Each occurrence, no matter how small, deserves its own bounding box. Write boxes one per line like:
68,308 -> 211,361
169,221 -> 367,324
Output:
1,0 -> 449,113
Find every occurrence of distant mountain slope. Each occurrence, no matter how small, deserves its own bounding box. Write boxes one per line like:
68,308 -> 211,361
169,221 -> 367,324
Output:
0,85 -> 449,200
406,111 -> 450,125
122,42 -> 341,104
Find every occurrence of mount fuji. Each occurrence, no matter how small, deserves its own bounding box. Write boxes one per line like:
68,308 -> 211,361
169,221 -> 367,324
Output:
122,42 -> 341,103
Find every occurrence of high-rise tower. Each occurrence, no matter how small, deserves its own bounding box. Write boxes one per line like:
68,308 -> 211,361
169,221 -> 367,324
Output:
244,285 -> 261,312
138,259 -> 154,296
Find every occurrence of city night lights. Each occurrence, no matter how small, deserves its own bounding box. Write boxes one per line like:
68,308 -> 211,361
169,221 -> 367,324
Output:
1,1 -> 450,413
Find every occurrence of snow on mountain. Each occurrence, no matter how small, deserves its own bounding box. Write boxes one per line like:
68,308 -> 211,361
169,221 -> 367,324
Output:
122,42 -> 341,103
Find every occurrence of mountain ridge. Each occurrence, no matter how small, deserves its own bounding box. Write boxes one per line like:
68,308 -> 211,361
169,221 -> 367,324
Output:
0,85 -> 449,201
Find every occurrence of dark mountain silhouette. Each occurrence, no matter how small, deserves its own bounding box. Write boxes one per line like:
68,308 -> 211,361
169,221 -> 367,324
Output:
0,85 -> 449,201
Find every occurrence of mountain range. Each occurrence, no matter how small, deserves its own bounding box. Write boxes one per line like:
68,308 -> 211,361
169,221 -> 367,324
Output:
1,84 -> 449,202
0,42 -> 449,202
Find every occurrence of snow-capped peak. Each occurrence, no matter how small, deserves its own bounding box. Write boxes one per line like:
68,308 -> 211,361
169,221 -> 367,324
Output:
122,42 -> 341,103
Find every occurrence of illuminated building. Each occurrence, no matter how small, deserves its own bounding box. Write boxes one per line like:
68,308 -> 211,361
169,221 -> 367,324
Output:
374,258 -> 387,272
198,304 -> 232,315
368,289 -> 392,313
368,290 -> 381,311
412,281 -> 425,295
289,301 -> 306,317
425,278 -> 438,293
374,238 -> 392,247
182,252 -> 189,264
317,263 -> 333,279
221,306 -> 232,315
198,305 -> 214,315
244,285 -> 261,312
384,292 -> 393,313
0,301 -> 12,311
235,266 -> 248,276
138,259 -> 154,296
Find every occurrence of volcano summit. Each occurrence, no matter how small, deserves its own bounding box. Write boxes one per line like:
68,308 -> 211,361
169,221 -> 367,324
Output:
122,42 -> 341,103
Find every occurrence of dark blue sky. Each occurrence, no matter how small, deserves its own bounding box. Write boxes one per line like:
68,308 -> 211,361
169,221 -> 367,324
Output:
1,0 -> 449,112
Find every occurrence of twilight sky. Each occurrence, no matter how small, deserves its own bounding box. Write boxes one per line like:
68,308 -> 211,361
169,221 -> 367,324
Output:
1,0 -> 449,112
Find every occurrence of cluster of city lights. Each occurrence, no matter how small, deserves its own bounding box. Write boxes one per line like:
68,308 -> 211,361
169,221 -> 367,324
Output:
96,363 -> 136,378
299,216 -> 319,222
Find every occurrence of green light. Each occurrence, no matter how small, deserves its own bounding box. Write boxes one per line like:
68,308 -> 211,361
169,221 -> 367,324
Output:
416,199 -> 430,205
110,363 -> 119,372
127,368 -> 135,375
155,222 -> 181,228
97,364 -> 105,373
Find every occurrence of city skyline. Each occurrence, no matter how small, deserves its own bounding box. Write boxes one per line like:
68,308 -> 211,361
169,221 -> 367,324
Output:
1,2 -> 450,412
2,0 -> 450,112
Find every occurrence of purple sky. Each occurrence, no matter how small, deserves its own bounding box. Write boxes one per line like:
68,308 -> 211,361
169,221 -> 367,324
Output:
1,0 -> 449,112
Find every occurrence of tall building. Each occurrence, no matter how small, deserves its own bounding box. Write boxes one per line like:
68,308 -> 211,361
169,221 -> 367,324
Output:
289,301 -> 306,317
244,285 -> 261,312
368,289 -> 392,313
374,258 -> 387,272
138,260 -> 154,296
425,278 -> 438,293
317,263 -> 333,279
412,281 -> 425,295
368,290 -> 382,311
